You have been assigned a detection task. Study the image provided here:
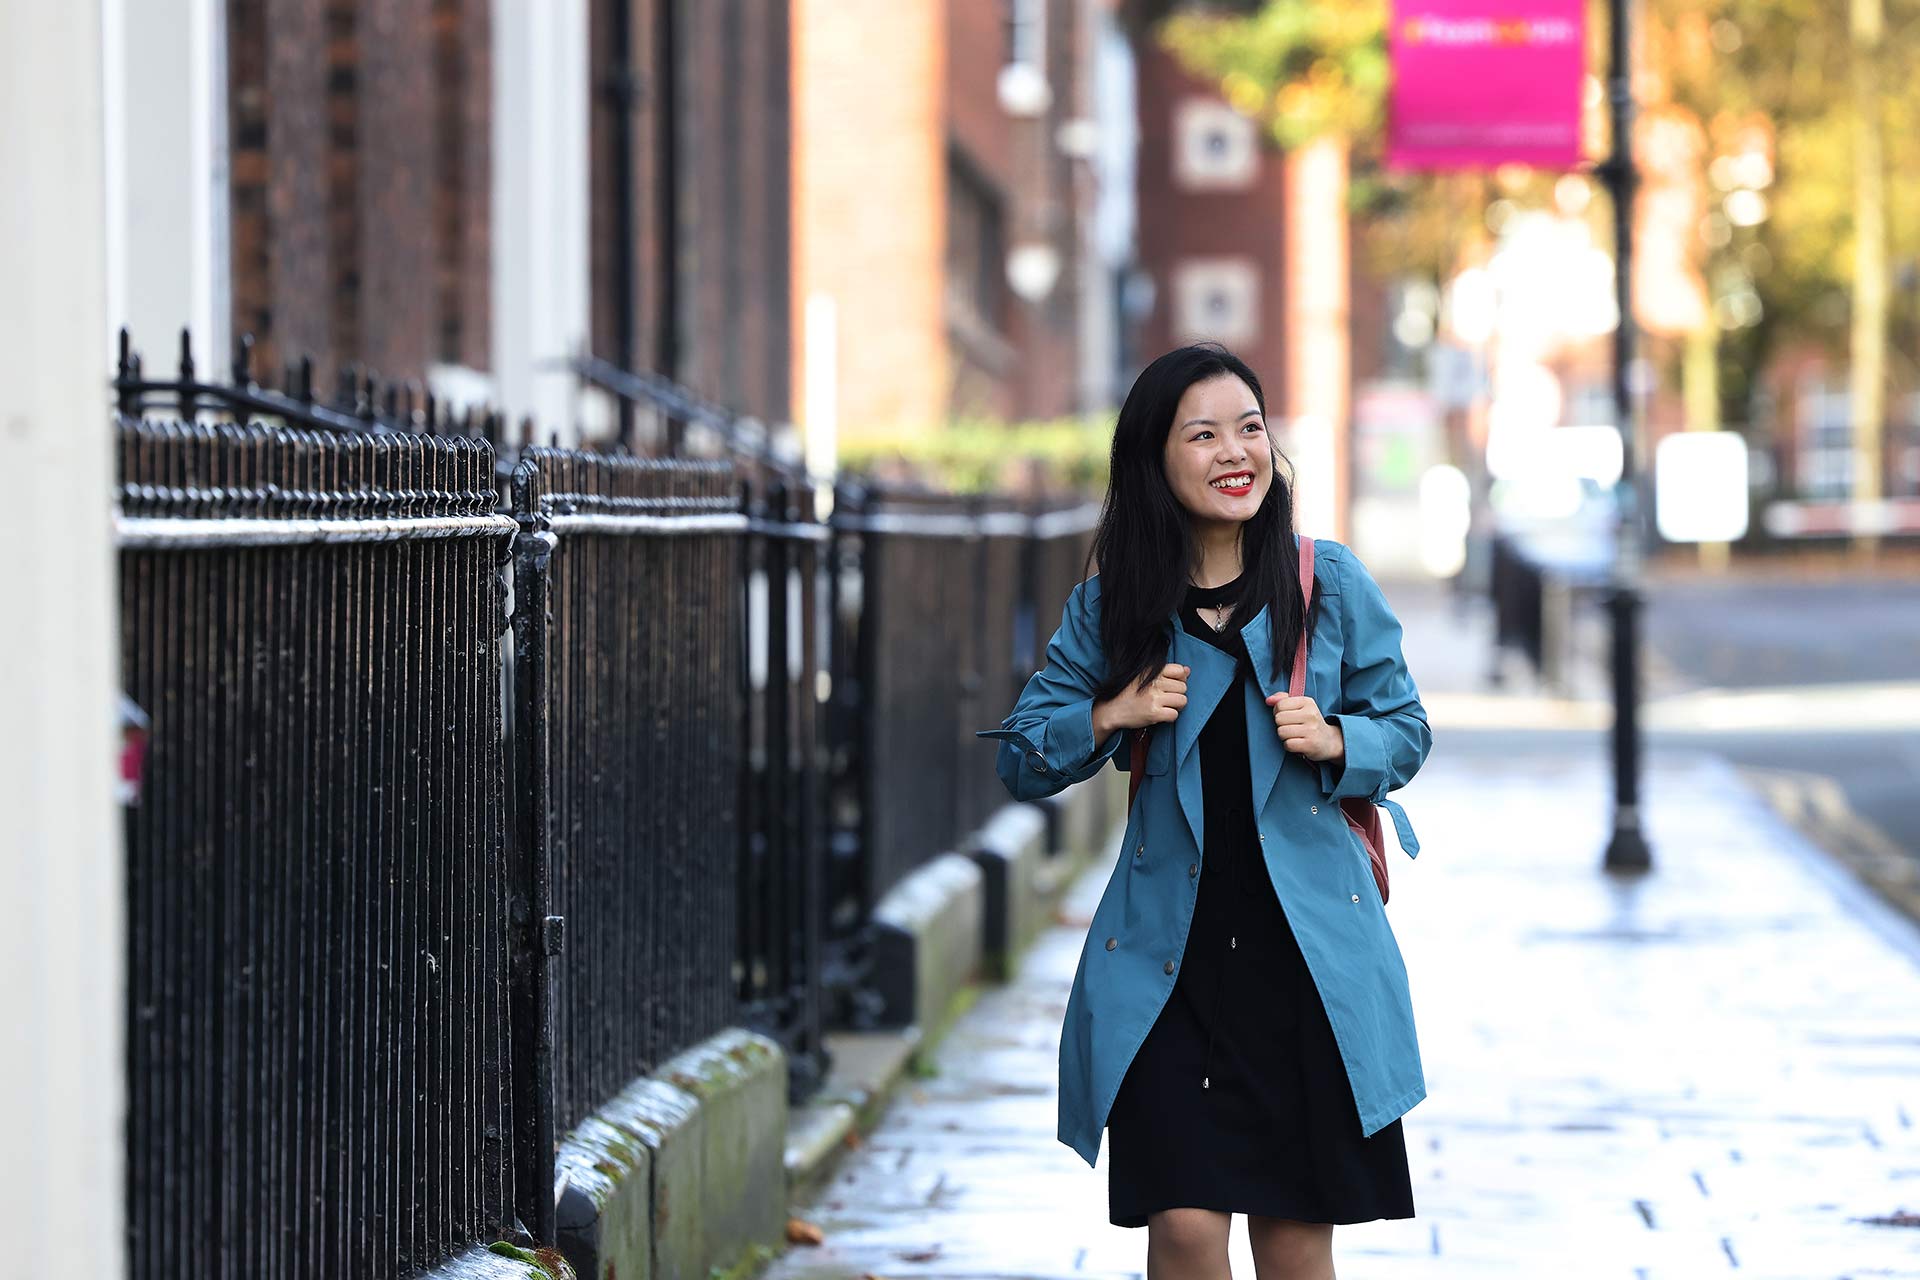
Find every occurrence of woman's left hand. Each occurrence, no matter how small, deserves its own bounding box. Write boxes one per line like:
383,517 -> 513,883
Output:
1264,693 -> 1344,763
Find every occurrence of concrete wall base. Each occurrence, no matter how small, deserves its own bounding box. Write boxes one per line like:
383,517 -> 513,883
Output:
966,803 -> 1051,980
1061,768 -> 1125,863
423,1243 -> 575,1279
657,1030 -> 788,1276
553,1029 -> 786,1280
869,852 -> 983,1030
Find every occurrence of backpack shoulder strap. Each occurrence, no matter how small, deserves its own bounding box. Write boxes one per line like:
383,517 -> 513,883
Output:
1288,536 -> 1315,697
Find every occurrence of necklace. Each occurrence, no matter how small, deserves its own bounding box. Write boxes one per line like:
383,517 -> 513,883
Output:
1189,575 -> 1241,632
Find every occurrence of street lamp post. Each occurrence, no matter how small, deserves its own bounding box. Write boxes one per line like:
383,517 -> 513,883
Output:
1597,0 -> 1653,871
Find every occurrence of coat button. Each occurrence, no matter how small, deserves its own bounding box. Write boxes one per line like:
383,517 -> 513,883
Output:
1310,805 -> 1319,814
1351,894 -> 1360,903
1135,844 -> 1144,857
1105,937 -> 1117,950
1163,960 -> 1175,975
1188,863 -> 1198,878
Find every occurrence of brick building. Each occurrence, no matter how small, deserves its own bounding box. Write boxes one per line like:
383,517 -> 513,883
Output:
587,0 -> 792,429
117,1 -> 1151,454
225,0 -> 493,394
114,0 -> 793,442
791,0 -> 1134,441
1129,35 -> 1292,396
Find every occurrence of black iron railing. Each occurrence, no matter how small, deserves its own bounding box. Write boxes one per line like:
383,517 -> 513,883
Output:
735,472 -> 832,1097
510,448 -> 752,1142
824,488 -> 1098,942
114,332 -> 1095,1276
118,416 -> 519,1280
117,328 -> 508,442
574,361 -> 836,1098
849,492 -> 975,903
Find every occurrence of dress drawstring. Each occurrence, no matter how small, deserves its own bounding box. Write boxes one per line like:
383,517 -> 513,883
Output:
1201,937 -> 1230,1090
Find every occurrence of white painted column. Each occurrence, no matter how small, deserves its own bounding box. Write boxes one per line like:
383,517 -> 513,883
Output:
491,0 -> 592,442
1282,135 -> 1351,541
0,2 -> 124,1275
1082,6 -> 1137,412
102,0 -> 229,377
802,291 -> 839,517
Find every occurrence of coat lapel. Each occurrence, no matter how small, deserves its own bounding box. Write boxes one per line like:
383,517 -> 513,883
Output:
1163,531 -> 1308,849
1236,602 -> 1290,820
1166,621 -> 1233,856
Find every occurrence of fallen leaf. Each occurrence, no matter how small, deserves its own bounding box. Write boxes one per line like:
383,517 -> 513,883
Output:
842,1129 -> 865,1149
898,1247 -> 942,1262
785,1217 -> 825,1245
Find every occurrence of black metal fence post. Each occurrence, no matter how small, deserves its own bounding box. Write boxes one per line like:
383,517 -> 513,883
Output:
791,480 -> 829,1096
823,481 -> 880,1026
1601,0 -> 1652,871
960,493 -> 988,838
508,458 -> 559,1246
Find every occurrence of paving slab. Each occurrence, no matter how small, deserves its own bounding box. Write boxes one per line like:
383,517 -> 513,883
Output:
769,748 -> 1920,1278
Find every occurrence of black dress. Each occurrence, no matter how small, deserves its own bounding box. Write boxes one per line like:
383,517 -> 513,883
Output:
1105,573 -> 1415,1229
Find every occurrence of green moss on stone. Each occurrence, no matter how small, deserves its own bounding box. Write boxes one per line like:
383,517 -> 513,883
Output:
706,1241 -> 776,1280
486,1241 -> 579,1279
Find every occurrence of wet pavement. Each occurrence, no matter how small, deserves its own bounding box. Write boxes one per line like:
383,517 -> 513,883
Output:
769,746 -> 1920,1278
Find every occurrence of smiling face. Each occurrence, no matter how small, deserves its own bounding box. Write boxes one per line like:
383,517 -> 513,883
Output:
1161,372 -> 1272,531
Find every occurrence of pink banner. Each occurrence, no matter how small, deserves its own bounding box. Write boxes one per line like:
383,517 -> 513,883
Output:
1386,0 -> 1584,171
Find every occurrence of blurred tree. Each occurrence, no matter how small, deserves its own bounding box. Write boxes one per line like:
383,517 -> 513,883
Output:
1164,0 -> 1920,505
1165,2 -> 1392,274
1156,4 -> 1564,302
1657,0 -> 1920,526
1160,1 -> 1389,148
839,415 -> 1116,494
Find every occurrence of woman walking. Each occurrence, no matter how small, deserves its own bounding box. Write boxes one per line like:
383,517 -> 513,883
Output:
979,344 -> 1432,1279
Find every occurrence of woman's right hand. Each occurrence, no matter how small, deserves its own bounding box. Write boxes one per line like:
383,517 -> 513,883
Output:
1092,663 -> 1190,739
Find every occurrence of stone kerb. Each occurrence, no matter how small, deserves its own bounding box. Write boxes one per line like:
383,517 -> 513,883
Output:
553,1029 -> 786,1280
868,852 -> 985,1031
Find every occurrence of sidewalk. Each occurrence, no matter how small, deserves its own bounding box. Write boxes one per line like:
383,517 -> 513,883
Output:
768,746 -> 1920,1278
1382,578 -> 1697,733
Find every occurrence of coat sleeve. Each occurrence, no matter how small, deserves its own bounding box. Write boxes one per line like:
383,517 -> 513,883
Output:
976,577 -> 1129,802
1316,546 -> 1433,826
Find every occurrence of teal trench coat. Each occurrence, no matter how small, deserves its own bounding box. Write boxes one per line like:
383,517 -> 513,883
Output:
977,537 -> 1433,1167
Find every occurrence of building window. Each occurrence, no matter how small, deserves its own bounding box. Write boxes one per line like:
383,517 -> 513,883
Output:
1797,383 -> 1852,500
998,0 -> 1051,116
1006,0 -> 1046,67
1791,380 -> 1920,500
1896,393 -> 1920,497
947,149 -> 1006,335
1172,257 -> 1260,346
1174,99 -> 1258,191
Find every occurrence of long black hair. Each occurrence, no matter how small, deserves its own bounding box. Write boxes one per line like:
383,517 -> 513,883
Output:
1086,342 -> 1320,703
